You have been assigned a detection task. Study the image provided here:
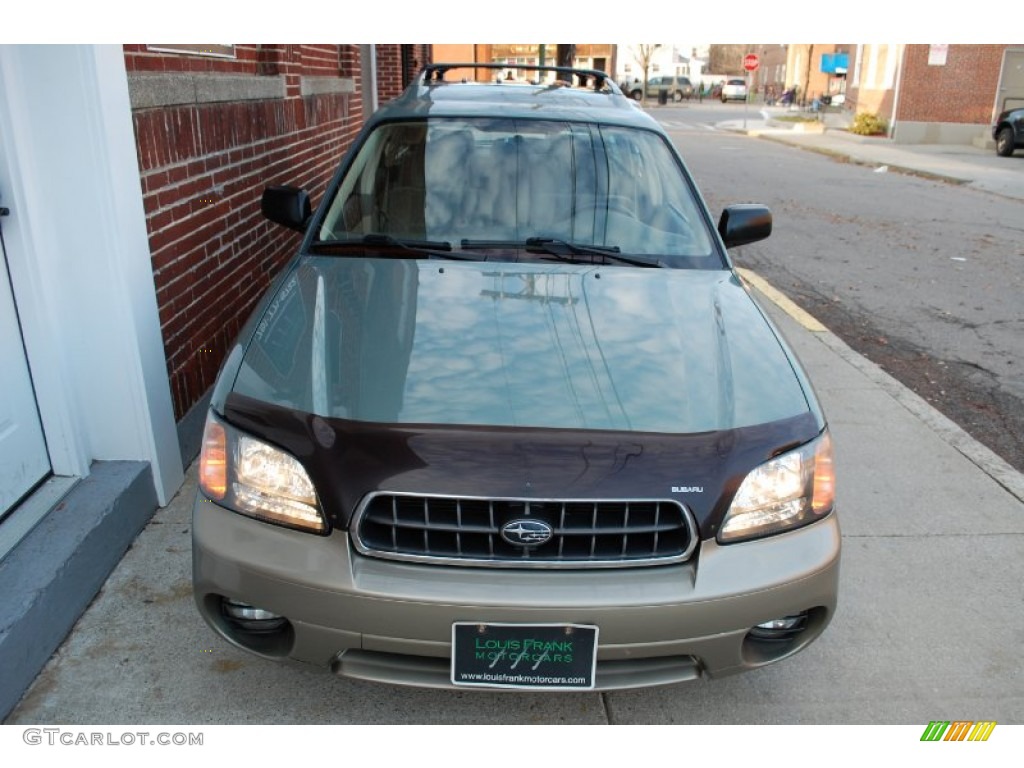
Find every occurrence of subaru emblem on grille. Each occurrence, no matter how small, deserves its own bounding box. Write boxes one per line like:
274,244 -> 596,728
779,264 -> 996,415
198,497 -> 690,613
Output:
500,519 -> 553,547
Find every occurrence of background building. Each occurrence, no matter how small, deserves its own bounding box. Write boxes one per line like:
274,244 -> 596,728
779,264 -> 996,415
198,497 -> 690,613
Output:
617,44 -> 707,88
783,44 -> 848,102
433,44 -> 615,81
848,44 -> 1024,144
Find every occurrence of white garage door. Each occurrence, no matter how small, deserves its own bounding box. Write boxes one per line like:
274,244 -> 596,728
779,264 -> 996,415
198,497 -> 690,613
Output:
998,49 -> 1024,112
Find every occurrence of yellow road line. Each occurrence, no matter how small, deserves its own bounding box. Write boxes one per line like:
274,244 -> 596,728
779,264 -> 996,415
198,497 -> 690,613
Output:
735,267 -> 828,333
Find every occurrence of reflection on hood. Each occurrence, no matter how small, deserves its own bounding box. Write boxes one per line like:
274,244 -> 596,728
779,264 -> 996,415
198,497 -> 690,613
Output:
232,257 -> 810,433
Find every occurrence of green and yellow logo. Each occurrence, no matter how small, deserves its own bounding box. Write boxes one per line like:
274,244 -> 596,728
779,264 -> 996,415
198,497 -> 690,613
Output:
921,721 -> 997,742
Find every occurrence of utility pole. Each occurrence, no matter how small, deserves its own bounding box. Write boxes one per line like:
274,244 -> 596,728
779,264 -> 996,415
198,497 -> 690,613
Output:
552,45 -> 577,83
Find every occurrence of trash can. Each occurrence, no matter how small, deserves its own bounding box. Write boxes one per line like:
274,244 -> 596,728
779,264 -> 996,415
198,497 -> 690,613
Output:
658,88 -> 668,105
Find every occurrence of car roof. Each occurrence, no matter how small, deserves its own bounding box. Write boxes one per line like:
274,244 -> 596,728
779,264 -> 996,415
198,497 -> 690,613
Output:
373,71 -> 665,133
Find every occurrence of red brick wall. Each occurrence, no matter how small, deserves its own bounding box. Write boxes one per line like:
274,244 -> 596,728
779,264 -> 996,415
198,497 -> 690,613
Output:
377,44 -> 432,103
377,46 -> 403,103
896,45 -> 1009,125
339,46 -> 360,78
125,44 -> 261,74
127,44 -> 420,420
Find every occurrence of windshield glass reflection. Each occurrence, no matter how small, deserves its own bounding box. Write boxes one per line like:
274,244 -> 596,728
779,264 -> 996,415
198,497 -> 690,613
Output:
318,118 -> 715,264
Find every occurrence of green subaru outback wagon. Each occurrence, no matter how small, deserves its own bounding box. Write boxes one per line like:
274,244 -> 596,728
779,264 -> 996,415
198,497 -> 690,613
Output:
192,64 -> 839,691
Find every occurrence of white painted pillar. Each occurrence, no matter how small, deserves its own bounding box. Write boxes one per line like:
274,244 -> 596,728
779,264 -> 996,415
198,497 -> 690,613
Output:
0,45 -> 183,505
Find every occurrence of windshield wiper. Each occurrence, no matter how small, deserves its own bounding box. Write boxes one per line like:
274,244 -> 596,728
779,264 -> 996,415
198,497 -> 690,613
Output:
460,238 -> 662,268
311,234 -> 478,260
524,238 -> 663,268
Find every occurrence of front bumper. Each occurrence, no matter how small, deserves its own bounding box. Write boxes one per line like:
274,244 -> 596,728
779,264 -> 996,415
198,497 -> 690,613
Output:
193,496 -> 840,691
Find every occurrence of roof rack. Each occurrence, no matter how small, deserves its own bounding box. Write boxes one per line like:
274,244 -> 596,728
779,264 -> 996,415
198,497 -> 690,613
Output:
420,63 -> 620,93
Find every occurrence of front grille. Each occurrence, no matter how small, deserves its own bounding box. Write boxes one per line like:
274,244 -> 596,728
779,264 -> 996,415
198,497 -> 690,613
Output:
352,493 -> 698,568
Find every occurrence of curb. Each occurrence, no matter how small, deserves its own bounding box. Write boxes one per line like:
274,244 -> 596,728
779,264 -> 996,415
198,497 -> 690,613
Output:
755,134 -> 972,187
765,119 -> 826,133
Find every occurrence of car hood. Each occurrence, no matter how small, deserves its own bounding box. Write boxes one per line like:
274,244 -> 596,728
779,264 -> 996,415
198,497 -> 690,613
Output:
229,256 -> 812,434
222,256 -> 822,532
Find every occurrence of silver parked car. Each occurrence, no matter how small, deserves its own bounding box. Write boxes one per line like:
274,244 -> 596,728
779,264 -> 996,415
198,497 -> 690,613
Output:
721,78 -> 749,102
192,64 -> 840,691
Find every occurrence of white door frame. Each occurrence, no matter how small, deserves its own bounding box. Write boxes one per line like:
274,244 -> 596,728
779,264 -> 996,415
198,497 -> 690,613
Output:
0,45 -> 182,505
0,222 -> 50,514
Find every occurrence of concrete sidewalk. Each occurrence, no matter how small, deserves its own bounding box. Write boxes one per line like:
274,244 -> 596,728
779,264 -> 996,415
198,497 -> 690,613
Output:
718,107 -> 1024,202
4,268 -> 1023,724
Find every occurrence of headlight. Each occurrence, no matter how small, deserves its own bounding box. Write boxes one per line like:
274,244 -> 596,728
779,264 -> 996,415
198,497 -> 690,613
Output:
198,411 -> 326,534
718,429 -> 834,543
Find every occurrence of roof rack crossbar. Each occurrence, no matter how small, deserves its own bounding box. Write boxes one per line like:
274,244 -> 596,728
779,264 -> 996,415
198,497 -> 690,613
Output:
420,63 -> 619,93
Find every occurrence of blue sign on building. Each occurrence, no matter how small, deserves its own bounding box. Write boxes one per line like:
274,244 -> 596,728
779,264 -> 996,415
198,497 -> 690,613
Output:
821,53 -> 849,74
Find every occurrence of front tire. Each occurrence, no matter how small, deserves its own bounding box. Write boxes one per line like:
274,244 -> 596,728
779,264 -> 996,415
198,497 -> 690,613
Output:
996,126 -> 1015,157
630,90 -> 642,101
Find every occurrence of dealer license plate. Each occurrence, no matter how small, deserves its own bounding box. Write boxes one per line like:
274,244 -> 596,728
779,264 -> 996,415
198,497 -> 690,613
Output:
451,622 -> 598,690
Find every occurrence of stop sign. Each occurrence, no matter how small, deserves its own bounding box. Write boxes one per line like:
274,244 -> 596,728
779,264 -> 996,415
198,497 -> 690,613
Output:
743,53 -> 760,72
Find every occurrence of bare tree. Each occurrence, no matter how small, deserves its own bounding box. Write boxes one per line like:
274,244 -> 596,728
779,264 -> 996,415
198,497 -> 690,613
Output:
707,44 -> 746,75
628,44 -> 661,100
801,44 -> 815,106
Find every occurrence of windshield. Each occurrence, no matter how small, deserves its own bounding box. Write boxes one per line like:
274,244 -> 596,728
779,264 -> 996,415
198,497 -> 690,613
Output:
317,118 -> 719,267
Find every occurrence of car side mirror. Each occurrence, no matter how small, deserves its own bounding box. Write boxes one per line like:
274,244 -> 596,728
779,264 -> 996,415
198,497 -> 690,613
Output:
718,204 -> 772,249
262,186 -> 311,232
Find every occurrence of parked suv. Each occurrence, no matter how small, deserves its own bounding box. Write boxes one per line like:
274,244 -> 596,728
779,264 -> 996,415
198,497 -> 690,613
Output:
993,107 -> 1024,157
193,64 -> 840,692
629,75 -> 694,102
